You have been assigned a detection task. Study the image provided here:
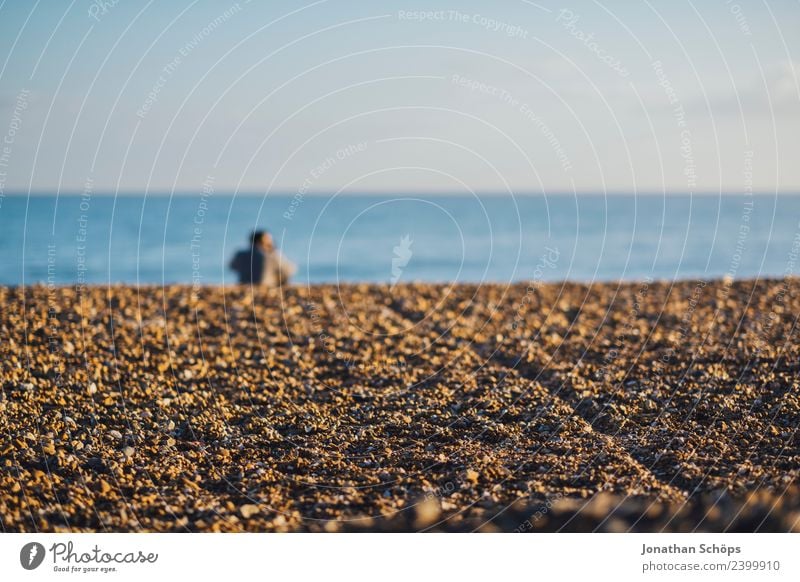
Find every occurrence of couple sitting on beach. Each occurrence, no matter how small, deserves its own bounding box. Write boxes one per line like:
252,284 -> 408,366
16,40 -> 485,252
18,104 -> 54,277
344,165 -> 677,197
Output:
230,230 -> 296,287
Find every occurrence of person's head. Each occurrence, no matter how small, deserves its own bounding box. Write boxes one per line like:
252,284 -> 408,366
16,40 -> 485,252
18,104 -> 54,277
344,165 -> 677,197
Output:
250,230 -> 274,251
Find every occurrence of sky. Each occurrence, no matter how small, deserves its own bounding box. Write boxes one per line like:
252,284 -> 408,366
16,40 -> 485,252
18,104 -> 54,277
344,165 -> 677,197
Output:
0,0 -> 798,195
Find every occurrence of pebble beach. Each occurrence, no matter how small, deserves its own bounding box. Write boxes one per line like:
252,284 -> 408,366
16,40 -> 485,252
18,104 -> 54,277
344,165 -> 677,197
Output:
1,279 -> 798,532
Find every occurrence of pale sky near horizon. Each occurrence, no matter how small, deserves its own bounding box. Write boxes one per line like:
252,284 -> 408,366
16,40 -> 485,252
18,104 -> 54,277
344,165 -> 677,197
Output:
0,0 -> 798,195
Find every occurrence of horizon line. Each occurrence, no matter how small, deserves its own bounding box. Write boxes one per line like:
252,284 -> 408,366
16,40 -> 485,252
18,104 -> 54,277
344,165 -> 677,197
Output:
3,189 -> 800,197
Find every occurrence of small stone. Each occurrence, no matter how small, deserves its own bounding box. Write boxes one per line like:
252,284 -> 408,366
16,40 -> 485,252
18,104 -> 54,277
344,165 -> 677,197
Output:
413,497 -> 441,528
122,446 -> 135,458
239,504 -> 260,519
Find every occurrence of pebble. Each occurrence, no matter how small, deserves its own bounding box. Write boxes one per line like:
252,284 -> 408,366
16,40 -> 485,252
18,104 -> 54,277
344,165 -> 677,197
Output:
413,497 -> 441,528
239,504 -> 260,519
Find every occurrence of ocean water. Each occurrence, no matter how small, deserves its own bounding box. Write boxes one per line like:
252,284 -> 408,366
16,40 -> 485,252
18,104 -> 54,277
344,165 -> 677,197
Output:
1,193 -> 799,286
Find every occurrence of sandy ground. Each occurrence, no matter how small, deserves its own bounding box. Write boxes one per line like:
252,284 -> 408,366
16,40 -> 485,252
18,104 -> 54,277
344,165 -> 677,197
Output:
1,279 -> 798,532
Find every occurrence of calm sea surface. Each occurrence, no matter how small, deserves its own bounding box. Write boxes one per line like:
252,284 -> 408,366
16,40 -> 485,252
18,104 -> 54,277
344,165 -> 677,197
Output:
1,194 -> 799,286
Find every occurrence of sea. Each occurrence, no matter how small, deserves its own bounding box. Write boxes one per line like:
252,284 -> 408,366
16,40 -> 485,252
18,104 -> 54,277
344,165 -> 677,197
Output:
1,193 -> 799,286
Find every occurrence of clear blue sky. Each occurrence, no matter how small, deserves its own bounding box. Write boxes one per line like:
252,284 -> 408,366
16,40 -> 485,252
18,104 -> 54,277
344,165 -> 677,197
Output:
0,0 -> 798,194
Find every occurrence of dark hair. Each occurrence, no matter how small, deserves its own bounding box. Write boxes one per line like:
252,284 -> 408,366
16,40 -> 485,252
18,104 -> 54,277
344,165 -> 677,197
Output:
250,230 -> 269,246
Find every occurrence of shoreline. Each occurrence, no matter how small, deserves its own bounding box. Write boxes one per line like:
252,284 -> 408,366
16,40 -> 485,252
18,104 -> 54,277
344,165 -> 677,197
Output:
1,279 -> 798,532
6,273 -> 799,291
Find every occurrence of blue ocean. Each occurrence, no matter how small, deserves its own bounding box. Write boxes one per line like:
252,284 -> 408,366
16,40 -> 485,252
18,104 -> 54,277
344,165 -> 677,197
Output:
1,193 -> 799,286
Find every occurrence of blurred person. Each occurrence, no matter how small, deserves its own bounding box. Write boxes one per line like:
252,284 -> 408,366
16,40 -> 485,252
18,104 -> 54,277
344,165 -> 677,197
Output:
230,229 -> 296,287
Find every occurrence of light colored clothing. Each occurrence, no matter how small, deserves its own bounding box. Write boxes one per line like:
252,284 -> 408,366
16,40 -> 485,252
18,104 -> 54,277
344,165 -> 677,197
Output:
263,249 -> 296,287
230,248 -> 296,287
